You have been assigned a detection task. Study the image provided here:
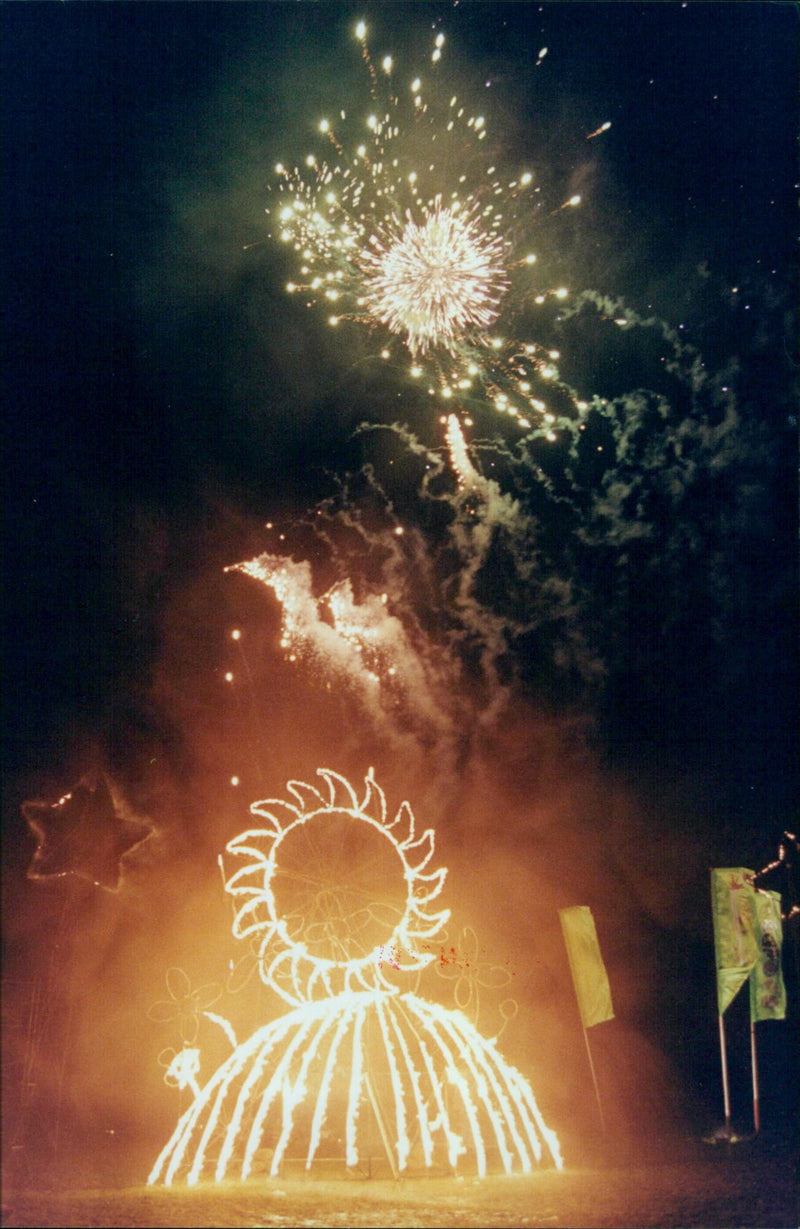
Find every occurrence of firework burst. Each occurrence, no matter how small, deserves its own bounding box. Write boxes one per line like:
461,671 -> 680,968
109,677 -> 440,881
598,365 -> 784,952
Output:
268,21 -> 587,430
360,196 -> 508,356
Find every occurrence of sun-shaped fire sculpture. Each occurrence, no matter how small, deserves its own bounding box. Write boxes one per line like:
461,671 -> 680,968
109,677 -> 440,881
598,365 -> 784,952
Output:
148,769 -> 562,1184
226,767 -> 448,1005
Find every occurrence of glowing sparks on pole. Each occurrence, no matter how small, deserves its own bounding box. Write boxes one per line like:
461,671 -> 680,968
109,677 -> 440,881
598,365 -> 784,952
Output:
149,769 -> 563,1183
267,20 -> 590,429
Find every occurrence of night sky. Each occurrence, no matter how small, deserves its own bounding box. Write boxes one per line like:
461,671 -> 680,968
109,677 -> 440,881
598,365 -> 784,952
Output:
2,1 -> 798,1180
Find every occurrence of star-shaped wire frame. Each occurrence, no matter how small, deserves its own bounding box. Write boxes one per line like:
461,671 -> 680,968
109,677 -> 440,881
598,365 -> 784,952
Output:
22,773 -> 152,892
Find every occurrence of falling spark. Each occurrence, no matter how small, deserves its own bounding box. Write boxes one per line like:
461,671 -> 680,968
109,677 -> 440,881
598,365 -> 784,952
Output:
586,120 -> 612,139
149,769 -> 562,1183
266,23 -> 586,428
149,988 -> 563,1183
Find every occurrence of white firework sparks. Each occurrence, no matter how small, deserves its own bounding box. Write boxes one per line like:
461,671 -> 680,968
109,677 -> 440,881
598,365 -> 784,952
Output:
360,196 -> 509,356
225,552 -> 445,711
268,20 -> 588,429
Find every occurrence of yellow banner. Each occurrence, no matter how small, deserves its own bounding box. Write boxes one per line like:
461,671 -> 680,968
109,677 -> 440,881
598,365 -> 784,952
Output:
559,906 -> 614,1029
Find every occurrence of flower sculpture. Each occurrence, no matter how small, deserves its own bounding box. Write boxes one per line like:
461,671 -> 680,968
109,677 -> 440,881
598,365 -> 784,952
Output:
149,769 -> 561,1184
436,925 -> 516,1033
149,968 -> 223,1047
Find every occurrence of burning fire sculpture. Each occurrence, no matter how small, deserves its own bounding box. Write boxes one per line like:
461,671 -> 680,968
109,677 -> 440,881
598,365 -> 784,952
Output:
148,769 -> 562,1183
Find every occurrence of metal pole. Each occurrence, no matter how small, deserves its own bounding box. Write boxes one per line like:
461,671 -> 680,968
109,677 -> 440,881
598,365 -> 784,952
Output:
582,1024 -> 606,1134
717,1013 -> 731,1133
750,1019 -> 760,1134
364,1074 -> 399,1180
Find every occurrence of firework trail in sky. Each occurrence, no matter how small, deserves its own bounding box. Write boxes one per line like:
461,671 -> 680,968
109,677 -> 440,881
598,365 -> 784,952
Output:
226,547 -> 461,754
268,20 -> 589,432
223,272 -> 767,784
223,16 -> 785,803
224,412 -> 603,786
235,12 -> 616,752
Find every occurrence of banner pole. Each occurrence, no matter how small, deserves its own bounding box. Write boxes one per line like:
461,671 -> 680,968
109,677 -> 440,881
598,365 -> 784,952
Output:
582,1023 -> 606,1134
750,1019 -> 760,1134
717,1012 -> 731,1133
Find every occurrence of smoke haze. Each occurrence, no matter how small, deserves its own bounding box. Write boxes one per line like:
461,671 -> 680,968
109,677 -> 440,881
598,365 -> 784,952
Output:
3,0 -> 796,1188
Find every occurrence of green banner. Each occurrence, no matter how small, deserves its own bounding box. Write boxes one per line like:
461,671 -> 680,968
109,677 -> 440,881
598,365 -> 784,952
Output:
710,868 -> 757,1014
559,905 -> 614,1029
750,889 -> 787,1021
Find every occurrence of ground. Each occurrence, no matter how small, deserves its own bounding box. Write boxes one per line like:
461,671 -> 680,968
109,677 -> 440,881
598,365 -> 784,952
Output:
3,1136 -> 796,1228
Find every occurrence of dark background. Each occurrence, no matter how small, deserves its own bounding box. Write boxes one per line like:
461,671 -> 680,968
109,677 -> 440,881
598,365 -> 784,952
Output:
2,0 -> 797,1184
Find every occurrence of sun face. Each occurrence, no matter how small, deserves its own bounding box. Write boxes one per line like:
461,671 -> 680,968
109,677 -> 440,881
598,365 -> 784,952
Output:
224,769 -> 449,1004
